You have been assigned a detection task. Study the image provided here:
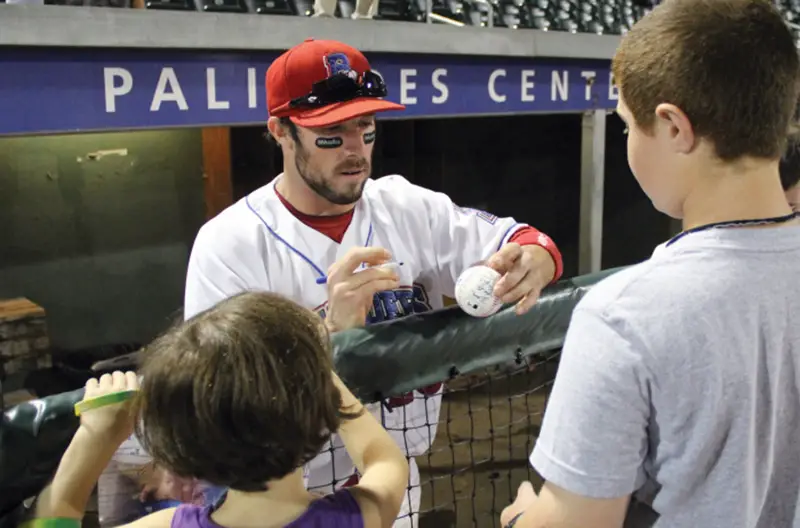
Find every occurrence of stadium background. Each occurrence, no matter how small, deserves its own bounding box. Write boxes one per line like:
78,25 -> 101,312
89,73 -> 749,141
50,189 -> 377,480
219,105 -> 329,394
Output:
2,1 -> 789,525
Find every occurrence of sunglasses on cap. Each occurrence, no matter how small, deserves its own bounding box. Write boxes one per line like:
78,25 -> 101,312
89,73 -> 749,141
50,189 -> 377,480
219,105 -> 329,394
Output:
289,70 -> 388,109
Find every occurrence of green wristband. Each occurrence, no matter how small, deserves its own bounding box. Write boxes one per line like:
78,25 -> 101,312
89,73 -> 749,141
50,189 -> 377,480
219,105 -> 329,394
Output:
18,519 -> 82,528
74,390 -> 138,417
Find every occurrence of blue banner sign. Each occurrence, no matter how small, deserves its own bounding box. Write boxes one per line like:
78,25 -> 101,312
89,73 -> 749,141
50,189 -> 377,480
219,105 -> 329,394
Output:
0,49 -> 616,136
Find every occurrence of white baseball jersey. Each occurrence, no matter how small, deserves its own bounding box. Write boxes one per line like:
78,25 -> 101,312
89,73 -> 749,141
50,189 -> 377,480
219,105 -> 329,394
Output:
183,173 -> 526,496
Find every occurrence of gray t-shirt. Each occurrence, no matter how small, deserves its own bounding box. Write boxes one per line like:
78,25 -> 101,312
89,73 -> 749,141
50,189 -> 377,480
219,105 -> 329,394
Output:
531,225 -> 800,528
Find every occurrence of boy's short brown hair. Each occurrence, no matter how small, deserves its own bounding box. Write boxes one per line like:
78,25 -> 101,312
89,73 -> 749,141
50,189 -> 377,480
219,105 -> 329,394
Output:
612,0 -> 800,161
135,291 -> 359,492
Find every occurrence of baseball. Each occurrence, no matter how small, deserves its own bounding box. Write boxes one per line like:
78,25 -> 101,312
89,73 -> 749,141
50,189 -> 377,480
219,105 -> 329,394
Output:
455,265 -> 503,318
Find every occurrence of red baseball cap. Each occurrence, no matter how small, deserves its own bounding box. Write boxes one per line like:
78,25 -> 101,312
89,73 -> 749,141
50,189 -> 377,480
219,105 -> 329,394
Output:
266,38 -> 405,128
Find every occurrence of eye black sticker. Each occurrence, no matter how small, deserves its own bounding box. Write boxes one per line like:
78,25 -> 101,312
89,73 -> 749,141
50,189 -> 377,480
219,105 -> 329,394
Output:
363,131 -> 376,144
315,137 -> 343,149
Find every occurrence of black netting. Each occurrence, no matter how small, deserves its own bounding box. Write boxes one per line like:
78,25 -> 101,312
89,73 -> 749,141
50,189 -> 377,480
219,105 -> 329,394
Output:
307,351 -> 559,528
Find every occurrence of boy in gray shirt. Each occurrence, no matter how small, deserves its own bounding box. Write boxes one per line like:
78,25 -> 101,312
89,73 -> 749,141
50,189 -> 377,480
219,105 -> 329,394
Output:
501,1 -> 800,527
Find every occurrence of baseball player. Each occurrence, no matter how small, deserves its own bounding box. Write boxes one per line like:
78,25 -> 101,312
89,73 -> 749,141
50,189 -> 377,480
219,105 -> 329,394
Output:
183,38 -> 563,527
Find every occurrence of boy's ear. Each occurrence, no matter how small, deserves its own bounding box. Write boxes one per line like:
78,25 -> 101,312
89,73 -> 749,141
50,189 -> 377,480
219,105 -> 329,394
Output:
655,103 -> 696,154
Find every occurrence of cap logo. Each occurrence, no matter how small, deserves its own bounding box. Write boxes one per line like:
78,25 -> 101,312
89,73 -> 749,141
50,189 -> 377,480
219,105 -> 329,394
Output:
324,53 -> 357,79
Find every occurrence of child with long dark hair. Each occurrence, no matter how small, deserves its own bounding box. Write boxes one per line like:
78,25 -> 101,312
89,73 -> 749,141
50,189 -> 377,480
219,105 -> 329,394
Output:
23,291 -> 409,528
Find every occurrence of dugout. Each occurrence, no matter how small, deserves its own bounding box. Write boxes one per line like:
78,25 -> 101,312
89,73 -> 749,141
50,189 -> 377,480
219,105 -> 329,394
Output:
0,6 -> 674,526
0,6 -> 676,356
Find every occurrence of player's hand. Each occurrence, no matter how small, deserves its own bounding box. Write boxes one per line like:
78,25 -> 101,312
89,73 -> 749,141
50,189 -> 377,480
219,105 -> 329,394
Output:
325,247 -> 400,333
500,481 -> 537,527
487,243 -> 556,315
79,371 -> 139,443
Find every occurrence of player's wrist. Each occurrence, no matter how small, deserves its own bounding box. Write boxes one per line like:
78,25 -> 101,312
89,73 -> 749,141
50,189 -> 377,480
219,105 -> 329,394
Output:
324,318 -> 345,334
325,313 -> 366,333
525,244 -> 559,284
510,227 -> 563,283
324,319 -> 338,333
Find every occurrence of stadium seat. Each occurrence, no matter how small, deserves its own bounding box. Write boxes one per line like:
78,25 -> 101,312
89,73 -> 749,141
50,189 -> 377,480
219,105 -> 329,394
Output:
575,0 -> 603,33
430,0 -> 469,25
375,0 -> 424,22
33,0 -> 130,5
577,0 -> 632,34
335,0 -> 354,17
253,0 -> 295,15
462,0 -> 492,26
491,0 -> 524,28
781,6 -> 797,24
603,0 -> 638,34
517,0 -> 551,30
546,0 -> 579,32
200,0 -> 247,12
145,0 -> 195,9
594,3 -> 620,34
619,2 -> 639,31
291,0 -> 312,15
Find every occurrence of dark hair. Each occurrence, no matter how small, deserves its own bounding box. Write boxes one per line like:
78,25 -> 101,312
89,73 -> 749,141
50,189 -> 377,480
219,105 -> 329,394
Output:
279,117 -> 300,142
612,0 -> 800,161
134,291 -> 360,492
781,137 -> 800,191
267,117 -> 300,145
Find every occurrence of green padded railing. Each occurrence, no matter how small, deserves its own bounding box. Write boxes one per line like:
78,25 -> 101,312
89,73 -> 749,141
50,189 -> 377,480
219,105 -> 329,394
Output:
0,267 -> 624,524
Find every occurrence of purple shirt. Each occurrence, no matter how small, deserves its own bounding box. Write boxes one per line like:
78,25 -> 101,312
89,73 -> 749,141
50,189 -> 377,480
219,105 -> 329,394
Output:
170,489 -> 364,528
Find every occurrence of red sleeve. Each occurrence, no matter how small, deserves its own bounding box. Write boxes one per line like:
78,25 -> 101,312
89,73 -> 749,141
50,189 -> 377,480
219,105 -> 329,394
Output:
508,226 -> 563,283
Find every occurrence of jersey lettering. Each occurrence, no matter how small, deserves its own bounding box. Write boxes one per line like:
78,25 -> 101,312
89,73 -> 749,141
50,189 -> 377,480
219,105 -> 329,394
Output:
313,283 -> 443,408
366,284 -> 432,323
313,283 -> 432,321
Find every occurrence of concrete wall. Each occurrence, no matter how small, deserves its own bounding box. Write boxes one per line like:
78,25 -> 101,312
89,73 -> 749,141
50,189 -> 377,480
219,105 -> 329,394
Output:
0,129 -> 205,351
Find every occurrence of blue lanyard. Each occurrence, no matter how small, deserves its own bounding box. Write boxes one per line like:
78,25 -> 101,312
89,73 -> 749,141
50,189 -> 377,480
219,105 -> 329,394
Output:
245,195 -> 374,282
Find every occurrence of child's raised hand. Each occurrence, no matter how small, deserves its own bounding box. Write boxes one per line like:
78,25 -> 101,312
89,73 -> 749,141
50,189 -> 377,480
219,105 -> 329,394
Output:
76,371 -> 139,441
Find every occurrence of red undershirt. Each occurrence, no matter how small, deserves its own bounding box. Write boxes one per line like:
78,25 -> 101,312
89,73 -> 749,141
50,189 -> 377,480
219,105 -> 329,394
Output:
276,188 -> 355,242
274,188 -> 563,282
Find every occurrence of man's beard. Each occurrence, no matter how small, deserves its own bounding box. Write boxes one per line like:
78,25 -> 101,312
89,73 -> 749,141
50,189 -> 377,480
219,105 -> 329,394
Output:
295,142 -> 370,206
